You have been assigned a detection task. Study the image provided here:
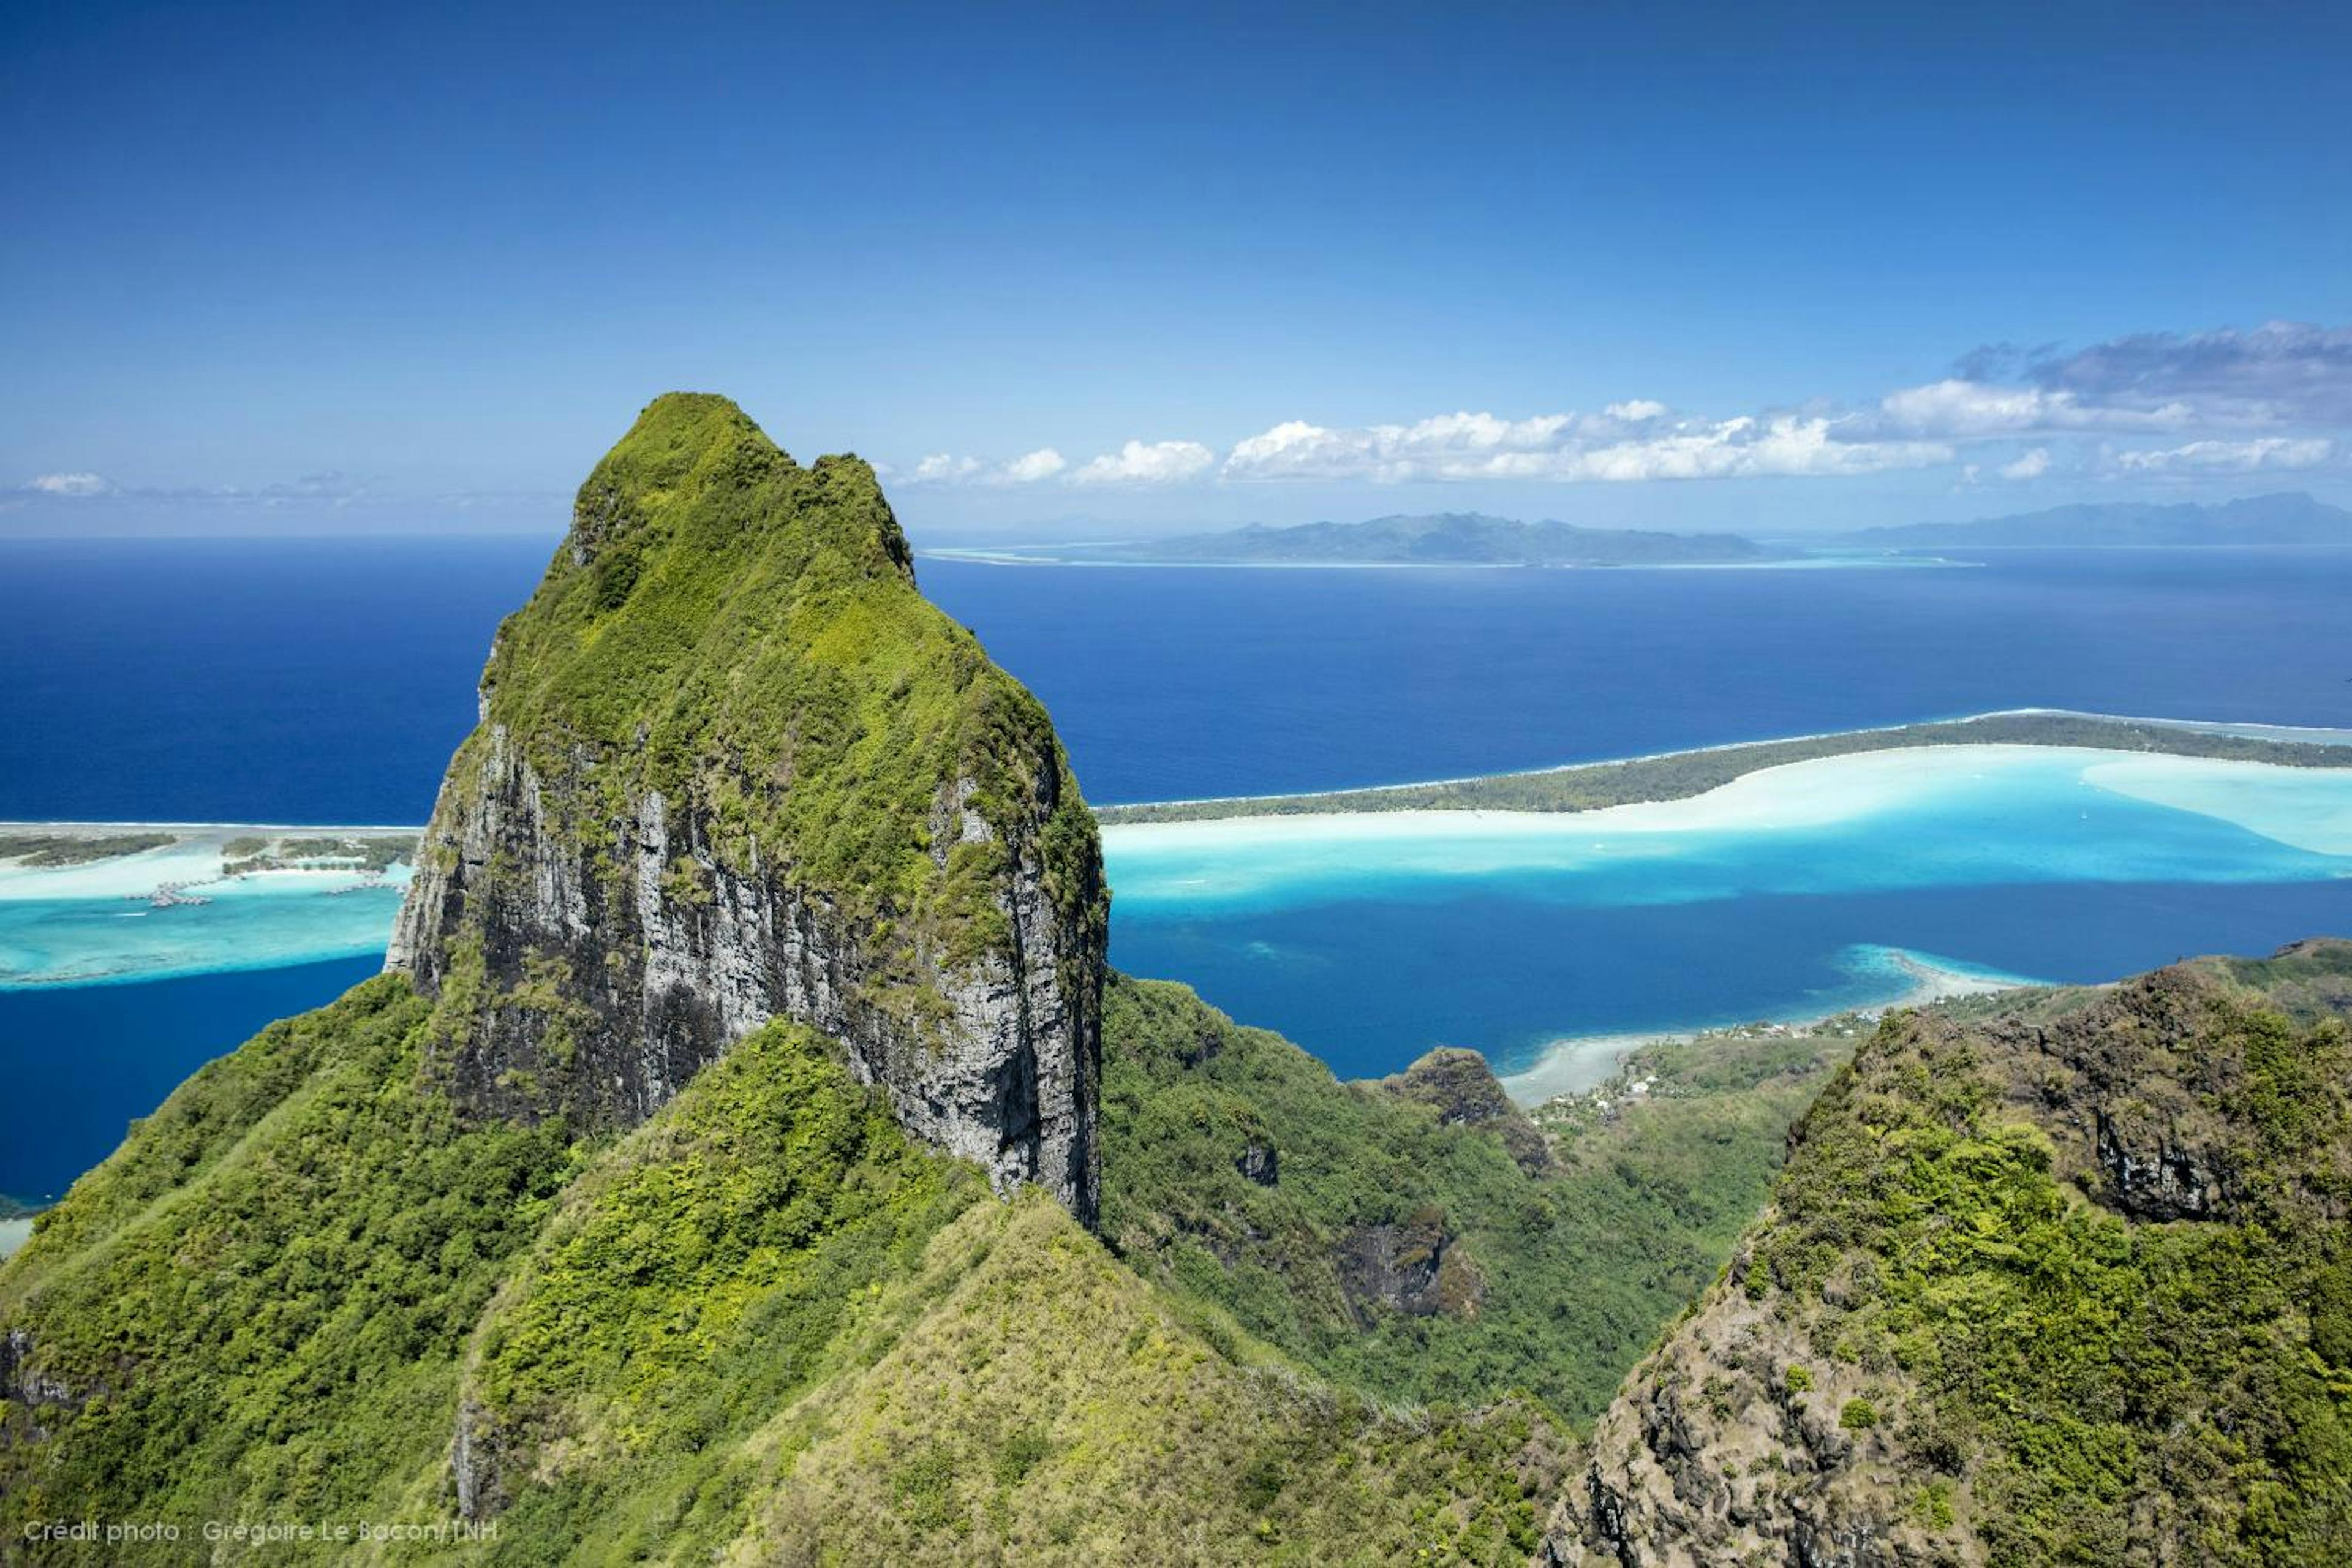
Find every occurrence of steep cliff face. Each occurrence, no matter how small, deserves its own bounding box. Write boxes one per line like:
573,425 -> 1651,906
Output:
387,394 -> 1108,1221
1560,940 -> 2352,1567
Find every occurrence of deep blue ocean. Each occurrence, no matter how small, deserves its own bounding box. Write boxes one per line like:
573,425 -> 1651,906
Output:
8,539 -> 2352,821
4,538 -> 2351,1202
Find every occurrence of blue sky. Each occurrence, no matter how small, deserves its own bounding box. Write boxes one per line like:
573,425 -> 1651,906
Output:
5,1 -> 2349,538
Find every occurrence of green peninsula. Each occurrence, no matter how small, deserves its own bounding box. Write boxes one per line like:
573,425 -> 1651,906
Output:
1096,709 -> 2352,823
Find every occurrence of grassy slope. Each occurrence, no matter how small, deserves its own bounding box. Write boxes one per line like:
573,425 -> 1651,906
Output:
1098,976 -> 1826,1425
726,1194 -> 1566,1566
0,981 -> 1566,1565
0,978 -> 577,1543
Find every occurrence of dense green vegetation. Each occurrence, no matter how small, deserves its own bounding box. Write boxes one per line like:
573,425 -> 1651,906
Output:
729,1192 -> 1568,1564
1531,1016 -> 1864,1259
0,831 -> 176,866
0,978 -> 578,1546
456,1022 -> 988,1558
1099,976 -> 1825,1423
1096,710 -> 2352,822
1709,944 -> 2352,1563
0,976 -> 1570,1564
459,393 -> 1097,958
223,833 -> 418,873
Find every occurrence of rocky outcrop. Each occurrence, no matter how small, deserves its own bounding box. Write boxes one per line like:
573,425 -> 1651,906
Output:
1234,1142 -> 1278,1186
1561,1276 -> 1960,1567
1552,940 -> 2352,1565
386,394 -> 1109,1224
0,1329 -> 85,1447
1339,1206 -> 1483,1321
390,726 -> 1104,1218
1382,1046 -> 1555,1174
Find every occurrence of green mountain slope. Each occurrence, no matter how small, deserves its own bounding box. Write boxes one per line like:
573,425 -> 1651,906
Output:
0,979 -> 1567,1564
1098,977 -> 1829,1423
1565,940 -> 2352,1566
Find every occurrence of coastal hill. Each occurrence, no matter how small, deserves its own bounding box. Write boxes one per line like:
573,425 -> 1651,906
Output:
1841,490 -> 2352,549
1558,939 -> 2352,1564
1041,510 -> 1796,567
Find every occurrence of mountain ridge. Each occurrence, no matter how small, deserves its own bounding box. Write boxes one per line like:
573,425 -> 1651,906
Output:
1841,491 -> 2352,549
1555,938 -> 2352,1565
1031,511 -> 1795,567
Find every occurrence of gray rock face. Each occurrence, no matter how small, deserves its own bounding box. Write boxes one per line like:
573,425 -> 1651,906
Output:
388,718 -> 1106,1227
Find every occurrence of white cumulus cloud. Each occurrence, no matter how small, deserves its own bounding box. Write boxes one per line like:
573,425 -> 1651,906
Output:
27,472 -> 115,497
1222,410 -> 1949,484
2109,437 -> 2334,475
910,453 -> 986,484
878,318 -> 2352,496
1999,448 -> 2051,480
1874,380 -> 2191,438
902,447 -> 1069,486
998,447 -> 1068,483
1071,439 -> 1216,486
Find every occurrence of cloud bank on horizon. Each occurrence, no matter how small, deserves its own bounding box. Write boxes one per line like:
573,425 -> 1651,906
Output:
12,322 -> 2348,532
884,320 -> 2348,493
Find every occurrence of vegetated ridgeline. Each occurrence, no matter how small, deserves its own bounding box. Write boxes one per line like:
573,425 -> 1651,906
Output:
1553,938 -> 2352,1567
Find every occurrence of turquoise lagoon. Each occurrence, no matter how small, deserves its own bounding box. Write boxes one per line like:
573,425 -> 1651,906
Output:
1099,747 -> 2352,1083
4,744 -> 2352,1201
0,842 -> 410,989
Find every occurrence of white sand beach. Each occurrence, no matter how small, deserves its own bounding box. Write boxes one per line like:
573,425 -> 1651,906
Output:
1102,744 -> 2352,890
1496,948 -> 2032,1107
0,1218 -> 33,1260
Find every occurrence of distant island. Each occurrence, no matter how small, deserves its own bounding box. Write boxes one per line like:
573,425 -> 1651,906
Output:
957,510 -> 1800,567
1841,491 -> 2352,549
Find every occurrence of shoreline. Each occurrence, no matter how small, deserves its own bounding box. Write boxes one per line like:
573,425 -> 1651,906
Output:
1496,950 -> 2036,1107
9,709 -> 2350,845
1093,708 -> 2352,823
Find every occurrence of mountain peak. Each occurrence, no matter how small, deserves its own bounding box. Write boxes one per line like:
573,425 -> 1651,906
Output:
392,395 -> 1107,1220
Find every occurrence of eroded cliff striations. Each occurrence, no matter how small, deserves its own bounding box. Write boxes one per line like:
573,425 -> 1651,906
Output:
387,393 -> 1109,1221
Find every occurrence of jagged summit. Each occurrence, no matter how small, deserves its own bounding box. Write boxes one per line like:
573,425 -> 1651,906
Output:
390,393 -> 1109,1221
